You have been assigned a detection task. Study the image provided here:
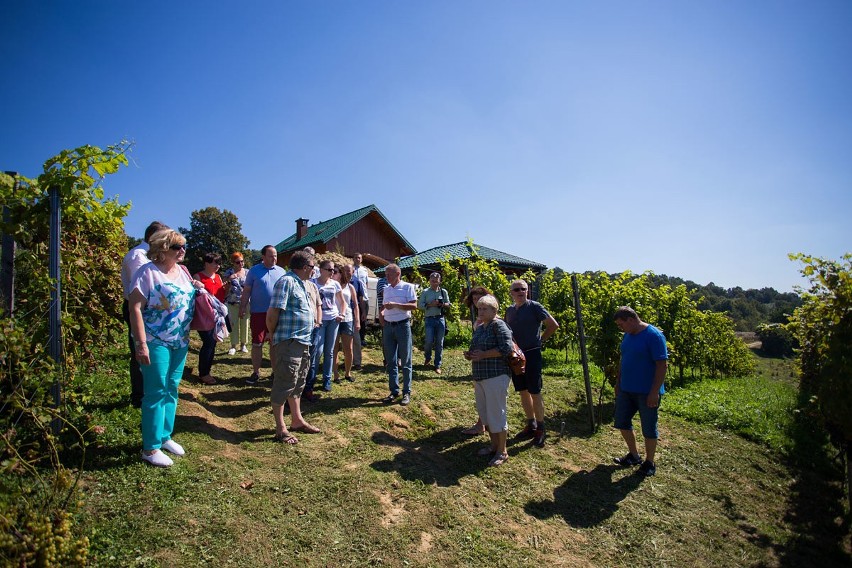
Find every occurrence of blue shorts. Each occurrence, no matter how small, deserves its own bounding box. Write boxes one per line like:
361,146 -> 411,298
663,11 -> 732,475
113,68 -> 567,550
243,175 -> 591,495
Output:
614,390 -> 661,439
338,321 -> 354,336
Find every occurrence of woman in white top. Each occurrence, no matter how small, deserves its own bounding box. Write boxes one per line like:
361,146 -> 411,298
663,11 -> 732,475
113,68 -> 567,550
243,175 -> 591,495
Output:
128,229 -> 202,468
333,264 -> 361,383
306,259 -> 346,393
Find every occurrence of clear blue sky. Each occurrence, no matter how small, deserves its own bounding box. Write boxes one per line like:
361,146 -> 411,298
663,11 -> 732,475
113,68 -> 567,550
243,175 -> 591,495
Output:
3,1 -> 850,292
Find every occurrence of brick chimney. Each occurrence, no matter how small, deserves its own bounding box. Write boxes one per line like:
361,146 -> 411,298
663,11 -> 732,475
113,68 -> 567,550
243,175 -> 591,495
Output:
296,218 -> 309,240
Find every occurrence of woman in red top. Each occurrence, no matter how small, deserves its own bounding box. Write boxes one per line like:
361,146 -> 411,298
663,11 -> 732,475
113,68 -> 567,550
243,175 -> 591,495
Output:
194,252 -> 225,385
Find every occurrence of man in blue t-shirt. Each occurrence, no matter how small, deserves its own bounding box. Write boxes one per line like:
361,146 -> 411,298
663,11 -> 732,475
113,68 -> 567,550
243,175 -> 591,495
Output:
239,245 -> 286,385
612,306 -> 668,477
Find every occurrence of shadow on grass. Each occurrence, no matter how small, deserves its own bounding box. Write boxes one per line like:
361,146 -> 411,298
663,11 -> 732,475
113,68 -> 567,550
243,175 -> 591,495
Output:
524,464 -> 643,527
175,414 -> 269,444
178,389 -> 267,419
70,442 -> 141,471
547,400 -> 615,440
776,399 -> 851,566
369,429 -> 499,486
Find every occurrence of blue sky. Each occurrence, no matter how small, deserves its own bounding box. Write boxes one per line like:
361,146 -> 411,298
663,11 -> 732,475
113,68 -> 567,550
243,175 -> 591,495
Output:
2,1 -> 850,292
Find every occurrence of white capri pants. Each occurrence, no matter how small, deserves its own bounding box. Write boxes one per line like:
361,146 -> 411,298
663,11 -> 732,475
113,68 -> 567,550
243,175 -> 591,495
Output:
473,374 -> 511,433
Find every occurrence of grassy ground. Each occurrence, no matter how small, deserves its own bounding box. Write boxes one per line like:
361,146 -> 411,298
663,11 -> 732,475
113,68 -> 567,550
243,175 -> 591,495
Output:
72,337 -> 850,567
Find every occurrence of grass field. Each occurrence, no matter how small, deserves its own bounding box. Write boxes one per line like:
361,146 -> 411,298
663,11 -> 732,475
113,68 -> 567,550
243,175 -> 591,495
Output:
71,336 -> 850,567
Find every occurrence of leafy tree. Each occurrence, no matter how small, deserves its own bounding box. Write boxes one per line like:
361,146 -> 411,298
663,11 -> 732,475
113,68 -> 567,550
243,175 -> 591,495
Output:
755,323 -> 794,357
788,253 -> 852,495
126,233 -> 143,249
0,142 -> 131,565
0,143 -> 131,366
179,207 -> 250,274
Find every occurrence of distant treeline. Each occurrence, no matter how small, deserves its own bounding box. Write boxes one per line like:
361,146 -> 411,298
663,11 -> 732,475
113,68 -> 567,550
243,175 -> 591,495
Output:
549,269 -> 801,332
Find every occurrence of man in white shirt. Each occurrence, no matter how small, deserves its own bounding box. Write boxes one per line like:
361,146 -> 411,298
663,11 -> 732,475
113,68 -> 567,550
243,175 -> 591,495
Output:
120,221 -> 166,408
379,264 -> 417,406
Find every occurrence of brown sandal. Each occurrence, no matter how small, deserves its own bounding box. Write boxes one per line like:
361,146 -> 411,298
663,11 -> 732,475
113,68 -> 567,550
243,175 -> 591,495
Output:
462,424 -> 485,436
274,432 -> 299,445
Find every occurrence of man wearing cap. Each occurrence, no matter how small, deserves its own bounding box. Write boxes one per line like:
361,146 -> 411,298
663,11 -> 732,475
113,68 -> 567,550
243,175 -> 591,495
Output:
418,272 -> 450,375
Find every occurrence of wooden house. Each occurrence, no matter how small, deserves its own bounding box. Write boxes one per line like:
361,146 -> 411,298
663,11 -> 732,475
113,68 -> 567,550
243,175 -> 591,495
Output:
275,204 -> 416,270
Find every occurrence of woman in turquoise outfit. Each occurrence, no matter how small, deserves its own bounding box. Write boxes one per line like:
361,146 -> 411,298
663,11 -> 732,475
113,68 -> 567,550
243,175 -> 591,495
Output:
128,228 -> 199,467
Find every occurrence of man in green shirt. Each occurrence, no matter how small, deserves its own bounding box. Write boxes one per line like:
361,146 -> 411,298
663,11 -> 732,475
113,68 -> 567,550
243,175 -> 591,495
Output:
417,272 -> 450,375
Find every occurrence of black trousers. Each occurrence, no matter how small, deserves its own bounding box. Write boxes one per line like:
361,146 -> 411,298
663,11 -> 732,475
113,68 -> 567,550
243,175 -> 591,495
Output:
122,299 -> 144,408
198,329 -> 216,377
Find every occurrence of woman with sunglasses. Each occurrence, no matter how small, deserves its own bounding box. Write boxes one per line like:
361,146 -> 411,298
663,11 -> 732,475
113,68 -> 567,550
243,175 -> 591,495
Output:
305,260 -> 346,393
223,252 -> 249,355
463,294 -> 514,467
461,286 -> 493,436
128,229 -> 200,467
194,252 -> 226,385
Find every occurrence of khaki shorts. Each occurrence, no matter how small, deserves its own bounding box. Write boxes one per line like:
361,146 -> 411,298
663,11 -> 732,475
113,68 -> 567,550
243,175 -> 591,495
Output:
270,339 -> 311,405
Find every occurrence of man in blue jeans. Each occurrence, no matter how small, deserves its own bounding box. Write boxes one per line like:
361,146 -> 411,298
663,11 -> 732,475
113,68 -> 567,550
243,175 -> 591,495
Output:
612,306 -> 668,477
417,272 -> 450,375
380,264 -> 417,406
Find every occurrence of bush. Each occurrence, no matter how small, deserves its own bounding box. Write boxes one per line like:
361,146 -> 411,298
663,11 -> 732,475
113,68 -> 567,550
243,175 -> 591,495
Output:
756,323 -> 795,357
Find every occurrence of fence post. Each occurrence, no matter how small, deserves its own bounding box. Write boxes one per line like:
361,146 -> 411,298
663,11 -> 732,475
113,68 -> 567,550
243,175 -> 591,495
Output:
49,185 -> 62,435
572,274 -> 595,433
1,171 -> 17,317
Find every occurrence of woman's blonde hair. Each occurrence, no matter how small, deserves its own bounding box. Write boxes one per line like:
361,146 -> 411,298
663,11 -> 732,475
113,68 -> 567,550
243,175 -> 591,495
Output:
146,229 -> 186,263
476,294 -> 499,311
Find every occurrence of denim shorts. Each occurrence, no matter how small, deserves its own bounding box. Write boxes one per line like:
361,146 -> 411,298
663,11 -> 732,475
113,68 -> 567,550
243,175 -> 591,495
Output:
614,390 -> 661,439
338,320 -> 354,336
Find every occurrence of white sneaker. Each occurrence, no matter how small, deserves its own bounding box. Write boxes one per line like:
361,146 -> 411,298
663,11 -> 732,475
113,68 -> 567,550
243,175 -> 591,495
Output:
141,450 -> 173,467
228,347 -> 236,356
161,439 -> 185,456
240,345 -> 249,353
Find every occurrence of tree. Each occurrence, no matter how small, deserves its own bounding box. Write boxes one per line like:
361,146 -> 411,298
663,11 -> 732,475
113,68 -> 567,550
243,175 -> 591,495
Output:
179,207 -> 250,274
789,252 -> 852,496
0,143 -> 131,366
0,142 -> 131,565
755,323 -> 794,357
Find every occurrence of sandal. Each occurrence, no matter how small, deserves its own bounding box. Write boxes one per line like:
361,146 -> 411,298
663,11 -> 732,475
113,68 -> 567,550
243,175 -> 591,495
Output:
274,432 -> 299,445
462,423 -> 486,436
291,423 -> 322,434
488,452 -> 509,467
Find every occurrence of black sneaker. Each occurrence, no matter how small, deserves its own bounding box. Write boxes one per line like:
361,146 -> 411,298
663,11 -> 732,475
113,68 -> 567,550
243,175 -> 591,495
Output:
613,453 -> 642,466
246,372 -> 259,385
353,364 -> 362,371
533,428 -> 546,447
514,422 -> 536,440
637,460 -> 656,476
381,393 -> 398,404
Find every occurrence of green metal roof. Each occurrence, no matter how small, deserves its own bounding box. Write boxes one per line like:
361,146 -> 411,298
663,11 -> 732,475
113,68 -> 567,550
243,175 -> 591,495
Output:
378,241 -> 547,273
275,204 -> 415,253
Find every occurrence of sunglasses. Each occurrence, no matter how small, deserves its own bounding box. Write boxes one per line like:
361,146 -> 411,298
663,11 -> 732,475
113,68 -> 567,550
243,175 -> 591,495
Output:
169,244 -> 186,251
511,287 -> 527,292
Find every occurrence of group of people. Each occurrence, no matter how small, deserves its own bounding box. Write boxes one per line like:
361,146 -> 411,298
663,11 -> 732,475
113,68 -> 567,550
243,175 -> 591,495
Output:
122,223 -> 668,477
